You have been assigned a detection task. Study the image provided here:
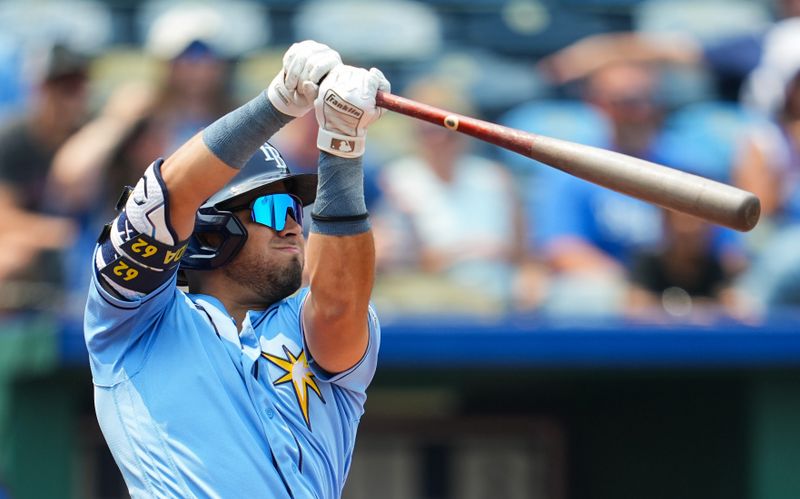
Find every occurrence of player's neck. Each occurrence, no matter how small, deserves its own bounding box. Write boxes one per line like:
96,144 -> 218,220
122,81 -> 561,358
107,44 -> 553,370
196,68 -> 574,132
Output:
191,273 -> 267,328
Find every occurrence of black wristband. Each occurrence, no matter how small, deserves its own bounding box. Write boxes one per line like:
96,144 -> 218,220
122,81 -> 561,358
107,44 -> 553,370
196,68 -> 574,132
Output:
310,212 -> 369,223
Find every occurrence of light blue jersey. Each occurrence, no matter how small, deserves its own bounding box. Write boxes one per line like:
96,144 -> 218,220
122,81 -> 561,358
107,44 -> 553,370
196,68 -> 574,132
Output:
84,258 -> 380,498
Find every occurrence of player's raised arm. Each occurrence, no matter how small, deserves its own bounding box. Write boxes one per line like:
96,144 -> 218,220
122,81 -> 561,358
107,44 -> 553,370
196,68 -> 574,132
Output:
164,41 -> 342,240
95,41 -> 341,299
303,65 -> 389,373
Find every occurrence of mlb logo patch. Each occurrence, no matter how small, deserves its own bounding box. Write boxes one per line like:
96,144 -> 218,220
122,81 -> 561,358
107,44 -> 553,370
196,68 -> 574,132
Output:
329,138 -> 355,153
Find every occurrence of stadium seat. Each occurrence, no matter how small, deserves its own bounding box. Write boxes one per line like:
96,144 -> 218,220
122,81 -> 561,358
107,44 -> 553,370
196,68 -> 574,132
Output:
458,2 -> 628,57
408,49 -> 548,119
0,0 -> 113,52
634,0 -> 771,42
137,0 -> 271,59
293,0 -> 442,62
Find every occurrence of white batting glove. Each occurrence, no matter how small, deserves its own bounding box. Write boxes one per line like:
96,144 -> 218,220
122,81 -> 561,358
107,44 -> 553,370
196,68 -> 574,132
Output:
315,65 -> 390,158
267,40 -> 342,118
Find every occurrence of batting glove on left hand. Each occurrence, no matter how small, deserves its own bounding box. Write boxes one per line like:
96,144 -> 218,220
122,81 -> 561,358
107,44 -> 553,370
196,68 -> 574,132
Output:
315,65 -> 390,158
267,40 -> 342,118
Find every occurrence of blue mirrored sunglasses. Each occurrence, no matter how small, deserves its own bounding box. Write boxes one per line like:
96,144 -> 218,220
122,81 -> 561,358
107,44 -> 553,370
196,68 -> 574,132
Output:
250,193 -> 303,231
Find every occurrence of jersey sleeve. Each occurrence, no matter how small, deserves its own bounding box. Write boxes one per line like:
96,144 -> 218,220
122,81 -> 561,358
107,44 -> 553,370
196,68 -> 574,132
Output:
84,254 -> 180,386
84,158 -> 187,386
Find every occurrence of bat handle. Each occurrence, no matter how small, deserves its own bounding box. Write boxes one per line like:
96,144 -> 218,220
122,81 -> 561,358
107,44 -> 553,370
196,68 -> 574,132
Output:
375,90 -> 393,109
377,91 -> 443,125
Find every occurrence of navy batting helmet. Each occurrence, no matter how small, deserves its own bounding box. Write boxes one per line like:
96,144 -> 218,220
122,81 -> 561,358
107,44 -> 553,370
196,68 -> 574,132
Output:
179,143 -> 317,273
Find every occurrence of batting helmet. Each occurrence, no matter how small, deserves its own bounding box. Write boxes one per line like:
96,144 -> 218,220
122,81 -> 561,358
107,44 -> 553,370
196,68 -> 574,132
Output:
179,143 -> 317,273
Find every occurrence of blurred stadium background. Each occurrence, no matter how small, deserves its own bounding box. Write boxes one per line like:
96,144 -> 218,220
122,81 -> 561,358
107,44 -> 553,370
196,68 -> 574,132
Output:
2,0 -> 800,498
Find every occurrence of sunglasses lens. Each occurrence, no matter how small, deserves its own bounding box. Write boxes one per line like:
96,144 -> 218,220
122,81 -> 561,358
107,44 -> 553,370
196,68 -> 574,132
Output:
251,194 -> 303,231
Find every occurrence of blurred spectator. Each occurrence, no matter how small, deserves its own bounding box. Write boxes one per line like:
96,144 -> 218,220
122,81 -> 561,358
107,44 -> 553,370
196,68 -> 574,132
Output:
144,3 -> 238,154
0,42 -> 89,312
47,82 -> 161,215
740,17 -> 800,116
586,62 -> 663,159
735,69 -> 800,223
732,59 -> 800,312
48,82 -> 164,216
521,63 -> 665,315
272,113 -> 320,174
626,209 -> 740,320
44,81 -> 163,312
538,0 -> 800,101
0,35 -> 26,120
371,78 -> 524,312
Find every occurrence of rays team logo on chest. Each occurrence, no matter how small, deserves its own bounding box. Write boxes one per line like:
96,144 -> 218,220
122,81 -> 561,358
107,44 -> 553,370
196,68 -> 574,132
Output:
262,345 -> 325,429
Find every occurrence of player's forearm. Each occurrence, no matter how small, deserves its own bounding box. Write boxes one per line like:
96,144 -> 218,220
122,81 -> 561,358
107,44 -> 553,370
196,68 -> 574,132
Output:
303,151 -> 376,372
161,93 -> 294,240
306,153 -> 375,305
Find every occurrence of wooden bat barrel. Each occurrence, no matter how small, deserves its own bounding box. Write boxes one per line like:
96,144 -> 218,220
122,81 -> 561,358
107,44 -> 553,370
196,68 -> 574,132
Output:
376,91 -> 760,232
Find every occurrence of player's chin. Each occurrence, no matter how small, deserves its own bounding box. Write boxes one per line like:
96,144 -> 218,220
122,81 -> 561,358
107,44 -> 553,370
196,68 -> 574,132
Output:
280,254 -> 304,278
278,259 -> 304,296
276,248 -> 304,269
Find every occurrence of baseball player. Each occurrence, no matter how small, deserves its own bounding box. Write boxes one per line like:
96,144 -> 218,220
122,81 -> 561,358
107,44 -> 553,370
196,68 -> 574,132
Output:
83,41 -> 388,498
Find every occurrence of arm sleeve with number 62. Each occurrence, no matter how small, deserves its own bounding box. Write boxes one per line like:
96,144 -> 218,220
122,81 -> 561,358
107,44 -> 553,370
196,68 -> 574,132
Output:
94,160 -> 188,300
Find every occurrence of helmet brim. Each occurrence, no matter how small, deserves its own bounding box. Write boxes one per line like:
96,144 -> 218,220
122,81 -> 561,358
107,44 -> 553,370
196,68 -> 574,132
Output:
212,172 -> 317,212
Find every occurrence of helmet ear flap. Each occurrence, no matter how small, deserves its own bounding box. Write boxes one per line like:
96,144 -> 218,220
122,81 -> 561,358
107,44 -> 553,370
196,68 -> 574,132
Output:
179,209 -> 248,274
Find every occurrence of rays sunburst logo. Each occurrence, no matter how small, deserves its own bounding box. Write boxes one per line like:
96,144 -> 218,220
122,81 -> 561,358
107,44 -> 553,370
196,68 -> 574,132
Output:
262,346 -> 325,429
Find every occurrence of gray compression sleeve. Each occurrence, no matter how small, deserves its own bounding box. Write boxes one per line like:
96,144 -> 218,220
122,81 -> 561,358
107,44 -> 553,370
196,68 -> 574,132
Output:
202,91 -> 293,169
310,152 -> 370,235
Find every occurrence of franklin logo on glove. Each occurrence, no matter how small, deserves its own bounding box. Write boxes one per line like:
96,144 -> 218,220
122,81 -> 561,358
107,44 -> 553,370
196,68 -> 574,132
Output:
315,65 -> 389,158
324,91 -> 363,119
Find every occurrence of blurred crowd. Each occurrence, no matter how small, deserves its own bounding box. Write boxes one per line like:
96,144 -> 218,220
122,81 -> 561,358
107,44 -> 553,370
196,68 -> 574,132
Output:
1,0 -> 800,324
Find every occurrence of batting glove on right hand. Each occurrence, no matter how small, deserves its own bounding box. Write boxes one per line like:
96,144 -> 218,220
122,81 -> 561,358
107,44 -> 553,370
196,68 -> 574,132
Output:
315,65 -> 390,158
267,40 -> 342,118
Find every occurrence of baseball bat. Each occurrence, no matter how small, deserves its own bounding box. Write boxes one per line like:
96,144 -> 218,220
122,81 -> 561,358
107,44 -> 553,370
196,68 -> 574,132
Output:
375,91 -> 760,232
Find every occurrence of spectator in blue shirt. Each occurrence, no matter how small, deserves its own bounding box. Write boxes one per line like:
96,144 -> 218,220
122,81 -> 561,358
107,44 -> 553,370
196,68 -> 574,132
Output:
526,63 -> 664,315
733,59 -> 800,313
538,0 -> 800,102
